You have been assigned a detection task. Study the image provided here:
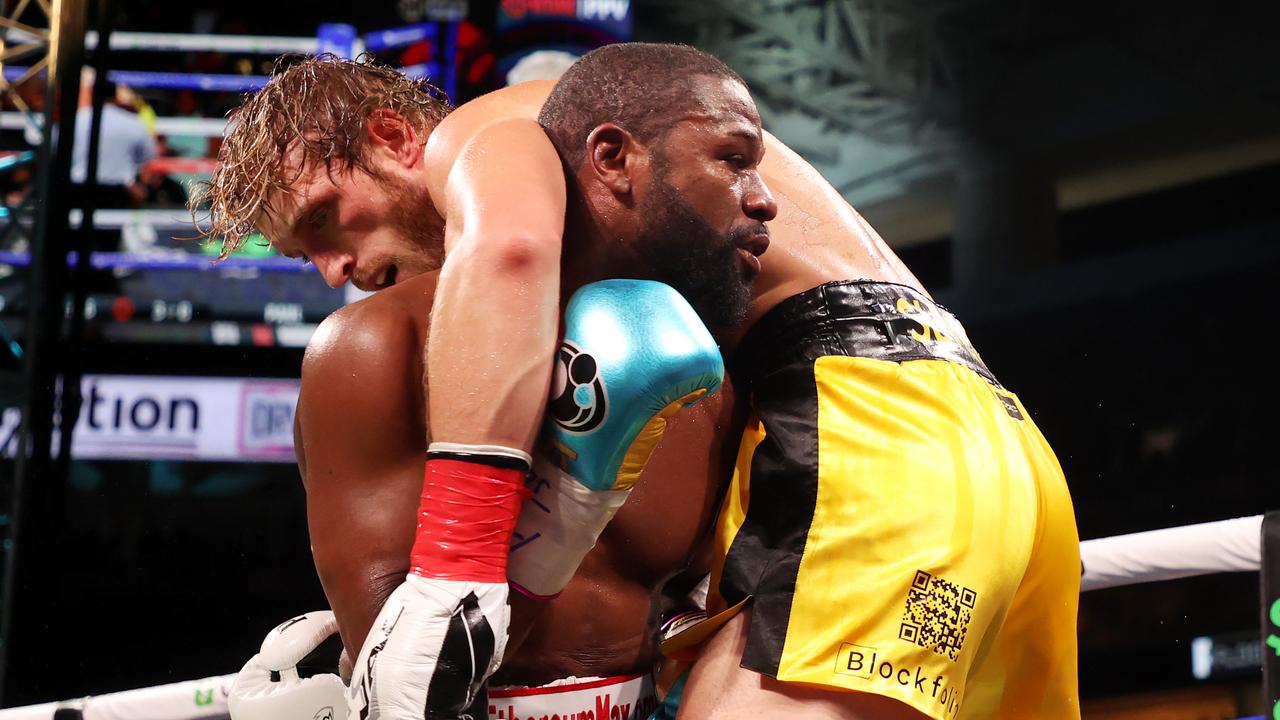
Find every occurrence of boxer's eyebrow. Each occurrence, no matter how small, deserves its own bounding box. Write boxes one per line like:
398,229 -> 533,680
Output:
721,127 -> 764,161
289,192 -> 337,243
289,198 -> 320,240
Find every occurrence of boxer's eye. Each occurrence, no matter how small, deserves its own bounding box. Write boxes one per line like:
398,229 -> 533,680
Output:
725,154 -> 748,170
309,206 -> 330,229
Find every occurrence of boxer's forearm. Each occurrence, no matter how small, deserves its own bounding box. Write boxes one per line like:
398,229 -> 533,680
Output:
426,237 -> 560,450
425,118 -> 566,450
318,563 -> 404,667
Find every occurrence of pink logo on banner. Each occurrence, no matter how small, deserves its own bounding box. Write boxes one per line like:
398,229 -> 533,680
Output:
237,381 -> 299,460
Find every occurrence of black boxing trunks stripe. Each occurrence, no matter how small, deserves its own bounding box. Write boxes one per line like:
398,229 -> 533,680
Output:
733,279 -> 1000,390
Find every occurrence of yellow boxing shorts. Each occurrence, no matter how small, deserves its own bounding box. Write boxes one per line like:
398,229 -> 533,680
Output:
672,280 -> 1080,719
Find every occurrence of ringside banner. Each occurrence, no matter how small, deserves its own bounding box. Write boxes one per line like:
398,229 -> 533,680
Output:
0,374 -> 300,462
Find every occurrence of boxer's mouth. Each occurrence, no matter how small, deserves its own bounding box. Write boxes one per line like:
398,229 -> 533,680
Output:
733,229 -> 769,279
736,231 -> 770,258
375,264 -> 398,289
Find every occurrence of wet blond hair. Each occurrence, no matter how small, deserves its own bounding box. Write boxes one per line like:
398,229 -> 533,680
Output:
190,54 -> 451,258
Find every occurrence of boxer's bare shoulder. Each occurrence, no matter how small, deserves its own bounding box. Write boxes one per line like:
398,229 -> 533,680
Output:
426,79 -> 553,159
295,272 -> 439,653
299,272 -> 439,433
421,80 -> 557,221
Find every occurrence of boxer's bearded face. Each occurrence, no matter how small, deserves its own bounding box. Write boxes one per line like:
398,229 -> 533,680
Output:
630,78 -> 776,329
634,154 -> 754,328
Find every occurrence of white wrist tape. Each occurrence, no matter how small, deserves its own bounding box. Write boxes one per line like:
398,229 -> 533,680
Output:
508,456 -> 631,599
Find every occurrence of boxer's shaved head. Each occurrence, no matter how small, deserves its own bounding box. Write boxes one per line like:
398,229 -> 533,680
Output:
194,54 -> 451,259
540,42 -> 774,329
538,43 -> 746,167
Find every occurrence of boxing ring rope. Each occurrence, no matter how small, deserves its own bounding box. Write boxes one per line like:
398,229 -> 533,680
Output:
2,65 -> 441,91
0,112 -> 229,137
0,250 -> 307,272
0,675 -> 235,720
0,514 -> 1269,719
1080,514 -> 1263,591
85,30 -> 318,54
0,207 -> 220,231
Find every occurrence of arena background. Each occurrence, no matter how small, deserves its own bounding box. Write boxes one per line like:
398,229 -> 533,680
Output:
0,0 -> 1277,717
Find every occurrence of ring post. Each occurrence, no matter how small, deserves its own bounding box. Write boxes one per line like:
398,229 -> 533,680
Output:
1262,511 -> 1280,719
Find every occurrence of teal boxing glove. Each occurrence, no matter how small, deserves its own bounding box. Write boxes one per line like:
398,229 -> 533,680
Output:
508,280 -> 724,598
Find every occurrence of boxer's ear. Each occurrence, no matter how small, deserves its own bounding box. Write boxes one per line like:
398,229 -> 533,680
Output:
366,109 -> 421,168
585,123 -> 640,196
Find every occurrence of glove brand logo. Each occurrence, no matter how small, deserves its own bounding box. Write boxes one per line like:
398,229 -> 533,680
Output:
274,614 -> 309,634
548,341 -> 609,434
313,708 -> 335,720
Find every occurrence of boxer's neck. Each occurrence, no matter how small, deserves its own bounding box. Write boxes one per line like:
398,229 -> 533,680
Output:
558,187 -> 636,306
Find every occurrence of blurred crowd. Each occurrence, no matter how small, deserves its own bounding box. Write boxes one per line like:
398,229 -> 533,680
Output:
0,56 -> 229,216
0,0 -> 609,228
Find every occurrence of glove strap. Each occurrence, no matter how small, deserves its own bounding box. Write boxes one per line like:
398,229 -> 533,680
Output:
412,452 -> 531,583
427,442 -> 532,469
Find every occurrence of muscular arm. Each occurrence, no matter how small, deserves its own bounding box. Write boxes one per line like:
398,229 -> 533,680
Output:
422,81 -> 565,452
297,305 -> 426,659
300,297 -> 575,687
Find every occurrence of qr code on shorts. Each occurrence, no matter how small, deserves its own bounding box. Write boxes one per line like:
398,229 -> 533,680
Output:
898,570 -> 977,662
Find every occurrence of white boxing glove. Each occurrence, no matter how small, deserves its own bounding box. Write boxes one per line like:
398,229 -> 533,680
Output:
229,611 -> 348,720
347,575 -> 507,720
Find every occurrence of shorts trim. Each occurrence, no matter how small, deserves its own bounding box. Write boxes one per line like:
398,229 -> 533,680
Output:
718,360 -> 820,677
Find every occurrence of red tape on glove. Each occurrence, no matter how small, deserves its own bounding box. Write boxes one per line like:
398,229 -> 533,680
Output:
410,458 -> 531,583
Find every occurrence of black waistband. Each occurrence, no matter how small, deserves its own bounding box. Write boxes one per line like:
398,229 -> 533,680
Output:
733,280 -> 998,387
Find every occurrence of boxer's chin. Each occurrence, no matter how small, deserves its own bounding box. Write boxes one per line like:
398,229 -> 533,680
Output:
694,274 -> 753,329
647,254 -> 753,329
389,175 -> 445,271
670,251 -> 753,329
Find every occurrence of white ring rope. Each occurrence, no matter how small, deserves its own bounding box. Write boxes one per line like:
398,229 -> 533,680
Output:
1080,514 -> 1262,591
85,31 -> 317,55
0,674 -> 233,719
0,113 -> 230,137
0,515 -> 1266,718
0,208 -> 204,230
0,28 -> 317,54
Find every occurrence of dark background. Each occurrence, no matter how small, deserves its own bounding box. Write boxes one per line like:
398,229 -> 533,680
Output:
0,0 -> 1277,713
